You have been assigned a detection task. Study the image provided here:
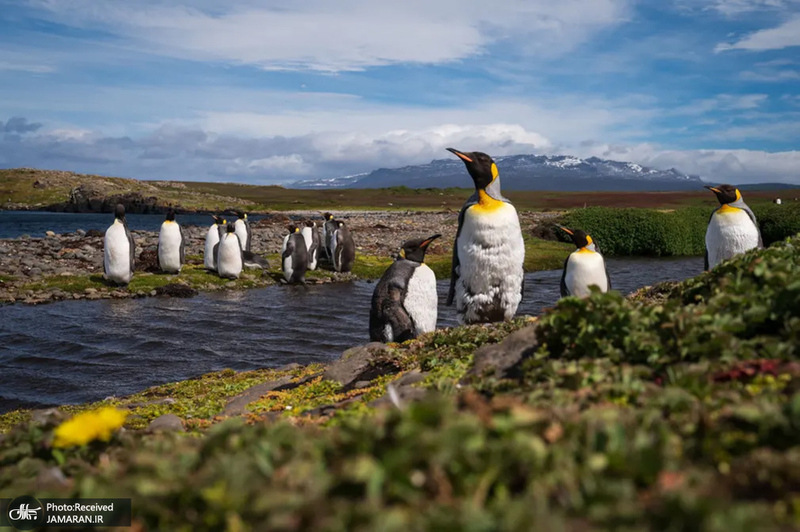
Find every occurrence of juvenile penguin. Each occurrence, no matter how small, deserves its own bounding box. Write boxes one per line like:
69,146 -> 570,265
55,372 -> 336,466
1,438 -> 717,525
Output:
103,204 -> 135,286
233,211 -> 252,252
445,148 -> 525,324
556,225 -> 611,298
369,234 -> 441,343
157,208 -> 184,274
215,224 -> 243,279
301,220 -> 320,271
204,215 -> 226,271
281,225 -> 309,284
322,212 -> 337,259
331,220 -> 355,273
704,184 -> 762,271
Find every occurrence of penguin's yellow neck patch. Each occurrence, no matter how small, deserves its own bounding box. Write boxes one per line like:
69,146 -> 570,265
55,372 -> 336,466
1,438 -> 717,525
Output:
577,247 -> 594,254
718,204 -> 741,214
471,189 -> 504,214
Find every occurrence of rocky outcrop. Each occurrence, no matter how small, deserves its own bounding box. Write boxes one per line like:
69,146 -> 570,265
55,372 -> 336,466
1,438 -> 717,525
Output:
462,324 -> 539,382
55,185 -> 163,214
322,343 -> 401,390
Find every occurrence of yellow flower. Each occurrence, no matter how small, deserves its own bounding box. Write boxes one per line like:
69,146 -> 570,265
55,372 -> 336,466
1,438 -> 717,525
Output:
52,407 -> 128,448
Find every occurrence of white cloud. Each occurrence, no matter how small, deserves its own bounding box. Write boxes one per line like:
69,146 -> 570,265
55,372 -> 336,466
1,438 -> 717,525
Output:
716,14 -> 800,51
673,93 -> 769,115
26,0 -> 631,71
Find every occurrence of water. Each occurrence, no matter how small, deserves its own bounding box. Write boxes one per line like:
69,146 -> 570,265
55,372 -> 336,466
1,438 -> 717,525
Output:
0,211 -> 268,239
0,257 -> 702,413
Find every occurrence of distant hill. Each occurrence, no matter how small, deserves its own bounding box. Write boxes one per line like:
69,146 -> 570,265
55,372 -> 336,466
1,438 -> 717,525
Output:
290,153 -> 707,191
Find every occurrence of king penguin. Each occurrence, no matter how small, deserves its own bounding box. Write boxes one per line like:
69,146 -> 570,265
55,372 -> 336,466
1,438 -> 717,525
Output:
369,234 -> 441,343
704,184 -> 763,271
282,225 -> 309,284
301,220 -> 320,271
234,211 -> 252,252
157,208 -> 184,274
331,220 -> 355,273
103,204 -> 135,286
215,224 -> 243,279
204,215 -> 226,271
322,212 -> 337,260
556,225 -> 611,298
445,148 -> 525,325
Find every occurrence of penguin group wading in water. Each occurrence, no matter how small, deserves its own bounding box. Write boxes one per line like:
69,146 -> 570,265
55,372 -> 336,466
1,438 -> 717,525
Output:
157,208 -> 185,274
703,184 -> 762,271
556,225 -> 610,298
103,204 -> 136,286
445,148 -> 525,325
370,234 -> 441,343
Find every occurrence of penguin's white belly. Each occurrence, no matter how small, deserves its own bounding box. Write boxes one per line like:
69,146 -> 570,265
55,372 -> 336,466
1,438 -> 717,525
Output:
706,209 -> 759,268
565,252 -> 608,298
158,223 -> 182,272
301,228 -> 312,250
331,230 -> 340,270
403,263 -> 438,335
217,236 -> 242,278
456,203 -> 525,323
282,234 -> 294,281
104,222 -> 132,284
234,221 -> 248,251
204,225 -> 220,270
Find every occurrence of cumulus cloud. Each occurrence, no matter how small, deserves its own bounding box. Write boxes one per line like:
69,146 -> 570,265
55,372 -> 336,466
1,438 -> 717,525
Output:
26,0 -> 631,71
716,14 -> 800,51
1,116 -> 43,133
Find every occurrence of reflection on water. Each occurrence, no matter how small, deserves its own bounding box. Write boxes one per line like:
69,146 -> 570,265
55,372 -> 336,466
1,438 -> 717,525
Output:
0,257 -> 703,412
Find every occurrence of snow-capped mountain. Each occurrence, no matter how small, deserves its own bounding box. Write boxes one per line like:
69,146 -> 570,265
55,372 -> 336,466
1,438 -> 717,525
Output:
289,153 -> 704,191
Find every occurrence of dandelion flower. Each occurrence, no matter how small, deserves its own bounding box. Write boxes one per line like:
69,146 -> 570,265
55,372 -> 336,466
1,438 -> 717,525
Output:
53,407 -> 127,448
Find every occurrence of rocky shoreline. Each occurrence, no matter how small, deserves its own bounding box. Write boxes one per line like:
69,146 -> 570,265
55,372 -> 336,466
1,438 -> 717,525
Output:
0,210 -> 558,305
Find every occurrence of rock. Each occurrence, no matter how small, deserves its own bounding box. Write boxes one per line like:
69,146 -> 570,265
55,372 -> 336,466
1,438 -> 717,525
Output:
76,229 -> 86,236
322,343 -> 399,390
394,369 -> 429,387
27,267 -> 42,277
462,324 -> 539,383
277,362 -> 301,372
137,249 -> 159,272
150,290 -> 157,296
147,414 -> 184,433
84,288 -> 97,294
225,281 -> 237,288
222,374 -> 320,416
45,231 -> 56,237
369,383 -> 430,410
85,229 -> 103,238
354,381 -> 373,389
154,283 -> 198,298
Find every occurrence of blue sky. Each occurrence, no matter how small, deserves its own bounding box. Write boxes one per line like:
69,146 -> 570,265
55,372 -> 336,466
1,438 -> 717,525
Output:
0,0 -> 798,184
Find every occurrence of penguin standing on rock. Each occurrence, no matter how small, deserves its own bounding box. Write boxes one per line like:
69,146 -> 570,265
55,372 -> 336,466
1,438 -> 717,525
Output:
215,224 -> 243,279
369,234 -> 441,343
556,225 -> 610,298
301,220 -> 320,271
704,184 -> 762,271
234,211 -> 252,252
445,148 -> 525,325
282,225 -> 309,284
104,204 -> 135,286
322,213 -> 337,260
157,208 -> 184,274
204,215 -> 226,271
332,220 -> 355,273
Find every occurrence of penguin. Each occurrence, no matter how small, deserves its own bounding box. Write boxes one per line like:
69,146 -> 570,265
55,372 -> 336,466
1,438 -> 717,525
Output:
204,215 -> 226,271
233,211 -> 252,252
157,208 -> 184,274
242,251 -> 270,271
556,225 -> 611,298
215,224 -> 243,279
369,234 -> 441,343
331,220 -> 355,273
322,212 -> 337,260
301,220 -> 320,271
704,184 -> 763,271
103,204 -> 135,286
281,225 -> 309,284
445,148 -> 525,325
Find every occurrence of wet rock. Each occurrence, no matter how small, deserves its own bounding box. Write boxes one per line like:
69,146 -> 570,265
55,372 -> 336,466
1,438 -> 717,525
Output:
154,283 -> 198,298
45,231 -> 56,237
85,229 -> 103,238
76,229 -> 86,236
462,324 -> 539,383
323,343 -> 399,390
147,414 -> 185,433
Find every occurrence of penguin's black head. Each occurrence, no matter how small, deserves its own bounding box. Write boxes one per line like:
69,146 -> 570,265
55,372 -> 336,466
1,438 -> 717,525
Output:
114,204 -> 126,220
305,220 -> 315,228
237,211 -> 246,220
446,148 -> 498,190
212,215 -> 223,225
401,234 -> 441,263
226,224 -> 236,233
323,212 -> 334,221
288,225 -> 299,234
337,221 -> 345,228
166,208 -> 176,222
556,225 -> 593,249
704,184 -> 741,205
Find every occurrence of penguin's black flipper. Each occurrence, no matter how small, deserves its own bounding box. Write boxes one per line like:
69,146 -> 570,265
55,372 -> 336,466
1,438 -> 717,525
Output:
282,239 -> 294,260
605,264 -> 612,292
742,205 -> 764,248
560,256 -> 570,298
124,219 -> 135,274
245,220 -> 252,252
179,224 -> 185,266
447,194 -> 477,306
704,248 -> 709,272
213,242 -> 220,269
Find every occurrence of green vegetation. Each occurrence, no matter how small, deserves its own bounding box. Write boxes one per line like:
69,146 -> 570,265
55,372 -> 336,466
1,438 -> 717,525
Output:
2,235 -> 799,529
558,204 -> 800,256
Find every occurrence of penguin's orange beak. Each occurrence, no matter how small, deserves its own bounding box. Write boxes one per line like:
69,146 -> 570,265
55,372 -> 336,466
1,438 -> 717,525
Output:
421,234 -> 442,248
704,185 -> 721,194
446,147 -> 473,163
555,224 -> 573,236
